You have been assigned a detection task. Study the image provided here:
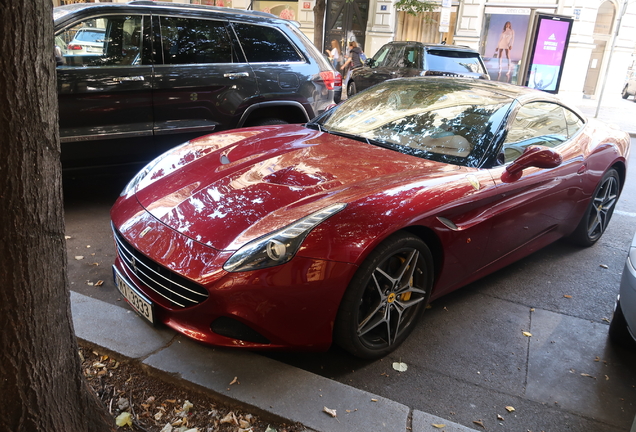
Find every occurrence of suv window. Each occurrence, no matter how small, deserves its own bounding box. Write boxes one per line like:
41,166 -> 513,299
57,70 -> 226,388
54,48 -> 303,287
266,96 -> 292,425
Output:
57,15 -> 143,67
399,46 -> 422,68
232,23 -> 302,63
503,101 -> 568,163
425,50 -> 486,75
372,44 -> 392,67
159,16 -> 236,65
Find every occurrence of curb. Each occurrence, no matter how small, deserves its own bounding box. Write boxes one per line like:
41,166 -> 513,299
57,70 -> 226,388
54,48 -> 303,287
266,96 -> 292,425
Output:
71,291 -> 477,432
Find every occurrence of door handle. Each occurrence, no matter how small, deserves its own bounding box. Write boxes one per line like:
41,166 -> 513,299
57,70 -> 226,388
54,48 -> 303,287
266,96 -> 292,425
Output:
224,72 -> 249,79
113,76 -> 145,82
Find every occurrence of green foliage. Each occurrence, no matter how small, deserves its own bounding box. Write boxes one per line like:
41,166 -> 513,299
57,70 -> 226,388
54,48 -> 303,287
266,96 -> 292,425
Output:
394,0 -> 436,16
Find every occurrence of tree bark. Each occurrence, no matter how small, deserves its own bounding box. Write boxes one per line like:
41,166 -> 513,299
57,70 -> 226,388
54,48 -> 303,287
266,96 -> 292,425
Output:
0,1 -> 114,431
313,0 -> 326,52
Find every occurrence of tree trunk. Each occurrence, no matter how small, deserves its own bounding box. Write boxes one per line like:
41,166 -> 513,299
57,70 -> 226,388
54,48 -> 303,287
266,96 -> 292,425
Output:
313,0 -> 326,52
0,2 -> 114,431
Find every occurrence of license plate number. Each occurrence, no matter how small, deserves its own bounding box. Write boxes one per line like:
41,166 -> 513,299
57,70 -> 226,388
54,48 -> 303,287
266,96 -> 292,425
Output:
116,274 -> 154,324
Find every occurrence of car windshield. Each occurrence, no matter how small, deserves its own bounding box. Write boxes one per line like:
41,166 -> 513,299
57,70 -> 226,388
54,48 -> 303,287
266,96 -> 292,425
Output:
426,50 -> 485,74
314,79 -> 512,167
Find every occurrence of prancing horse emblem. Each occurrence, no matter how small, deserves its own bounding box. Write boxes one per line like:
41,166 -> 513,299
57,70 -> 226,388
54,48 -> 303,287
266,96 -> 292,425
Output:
466,175 -> 480,191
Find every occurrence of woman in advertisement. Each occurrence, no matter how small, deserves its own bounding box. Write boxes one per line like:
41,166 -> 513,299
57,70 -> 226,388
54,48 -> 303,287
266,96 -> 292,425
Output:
495,21 -> 515,76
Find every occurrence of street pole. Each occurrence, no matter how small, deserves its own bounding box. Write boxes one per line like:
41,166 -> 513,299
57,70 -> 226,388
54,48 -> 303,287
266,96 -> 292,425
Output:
594,0 -> 629,118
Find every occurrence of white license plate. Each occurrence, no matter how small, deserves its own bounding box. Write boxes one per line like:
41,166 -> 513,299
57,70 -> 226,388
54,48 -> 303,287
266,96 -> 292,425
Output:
115,273 -> 154,324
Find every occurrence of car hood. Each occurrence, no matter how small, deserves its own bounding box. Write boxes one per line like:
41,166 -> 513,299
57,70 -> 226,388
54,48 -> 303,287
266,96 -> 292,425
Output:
129,125 -> 460,250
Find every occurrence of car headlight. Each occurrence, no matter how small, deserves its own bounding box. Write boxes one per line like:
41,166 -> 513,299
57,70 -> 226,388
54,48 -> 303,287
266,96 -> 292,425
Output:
120,142 -> 189,197
223,203 -> 347,272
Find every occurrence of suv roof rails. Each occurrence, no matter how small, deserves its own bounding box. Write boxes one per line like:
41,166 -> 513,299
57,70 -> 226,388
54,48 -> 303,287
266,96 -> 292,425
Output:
127,0 -> 277,19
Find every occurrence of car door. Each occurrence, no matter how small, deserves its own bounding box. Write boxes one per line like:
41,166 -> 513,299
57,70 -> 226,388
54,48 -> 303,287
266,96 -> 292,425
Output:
229,21 -> 312,118
151,14 -> 258,136
484,101 -> 586,261
57,14 -> 153,167
354,43 -> 399,90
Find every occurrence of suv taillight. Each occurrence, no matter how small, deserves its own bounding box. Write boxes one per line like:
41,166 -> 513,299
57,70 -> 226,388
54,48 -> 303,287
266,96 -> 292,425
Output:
68,44 -> 83,50
319,71 -> 342,91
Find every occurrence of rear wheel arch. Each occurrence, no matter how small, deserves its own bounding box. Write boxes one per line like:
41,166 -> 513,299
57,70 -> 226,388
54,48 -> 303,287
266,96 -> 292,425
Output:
238,101 -> 311,127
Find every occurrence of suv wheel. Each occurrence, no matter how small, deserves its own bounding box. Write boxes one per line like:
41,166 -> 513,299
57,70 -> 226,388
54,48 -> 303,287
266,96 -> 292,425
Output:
347,81 -> 357,97
622,85 -> 629,99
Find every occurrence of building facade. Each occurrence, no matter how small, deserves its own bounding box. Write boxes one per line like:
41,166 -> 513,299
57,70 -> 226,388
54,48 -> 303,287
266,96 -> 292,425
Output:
53,0 -> 636,98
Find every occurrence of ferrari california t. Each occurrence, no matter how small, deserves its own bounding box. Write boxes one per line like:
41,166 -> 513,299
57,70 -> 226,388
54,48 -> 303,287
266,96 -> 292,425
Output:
111,78 -> 630,359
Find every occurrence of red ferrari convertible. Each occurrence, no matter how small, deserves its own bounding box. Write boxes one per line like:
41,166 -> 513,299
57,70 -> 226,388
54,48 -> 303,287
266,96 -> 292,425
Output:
111,78 -> 630,359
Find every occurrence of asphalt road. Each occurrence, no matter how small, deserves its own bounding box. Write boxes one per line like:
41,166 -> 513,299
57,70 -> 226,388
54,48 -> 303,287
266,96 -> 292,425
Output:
64,139 -> 636,432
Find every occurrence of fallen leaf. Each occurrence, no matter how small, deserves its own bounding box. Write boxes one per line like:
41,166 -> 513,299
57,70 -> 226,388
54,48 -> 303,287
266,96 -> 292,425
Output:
74,256 -> 84,260
115,412 -> 133,427
154,411 -> 164,421
563,295 -> 573,299
182,400 -> 193,414
600,264 -> 609,269
371,399 -> 378,402
505,406 -> 515,412
220,412 -> 238,425
94,280 -> 104,287
265,426 -> 277,432
392,362 -> 408,372
473,419 -> 485,428
65,236 -> 71,240
522,331 -> 532,337
530,308 -> 535,312
497,414 -> 504,421
581,373 -> 596,379
159,423 -> 172,432
239,419 -> 251,428
86,245 -> 91,248
323,406 -> 337,417
229,376 -> 239,386
602,317 -> 610,323
606,375 -> 610,380
432,424 -> 446,429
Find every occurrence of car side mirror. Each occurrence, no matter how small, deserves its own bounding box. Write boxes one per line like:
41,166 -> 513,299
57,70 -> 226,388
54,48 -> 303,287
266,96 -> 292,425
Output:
366,58 -> 376,68
501,146 -> 562,183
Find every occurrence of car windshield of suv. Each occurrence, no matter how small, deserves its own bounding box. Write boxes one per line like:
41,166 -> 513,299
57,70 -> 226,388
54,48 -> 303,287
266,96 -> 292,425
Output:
315,79 -> 511,168
426,50 -> 485,74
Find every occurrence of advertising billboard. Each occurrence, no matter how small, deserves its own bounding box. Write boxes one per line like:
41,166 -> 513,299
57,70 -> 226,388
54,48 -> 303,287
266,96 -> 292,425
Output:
480,8 -> 531,84
523,14 -> 573,93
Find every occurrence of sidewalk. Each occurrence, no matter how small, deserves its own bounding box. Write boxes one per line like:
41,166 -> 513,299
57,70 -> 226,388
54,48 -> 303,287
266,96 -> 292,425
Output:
71,291 -> 474,432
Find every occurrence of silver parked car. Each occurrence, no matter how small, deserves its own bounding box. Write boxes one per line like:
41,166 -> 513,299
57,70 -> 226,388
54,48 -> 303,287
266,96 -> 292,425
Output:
609,230 -> 636,348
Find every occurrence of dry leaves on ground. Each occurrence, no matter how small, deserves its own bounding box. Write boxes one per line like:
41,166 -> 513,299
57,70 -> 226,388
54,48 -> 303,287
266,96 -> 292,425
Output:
80,346 -> 307,432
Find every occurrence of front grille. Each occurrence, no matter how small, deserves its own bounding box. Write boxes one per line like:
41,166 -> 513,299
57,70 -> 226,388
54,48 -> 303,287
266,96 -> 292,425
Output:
113,227 -> 209,308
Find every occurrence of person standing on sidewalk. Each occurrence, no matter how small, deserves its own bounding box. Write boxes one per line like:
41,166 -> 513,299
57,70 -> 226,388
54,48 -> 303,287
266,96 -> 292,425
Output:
341,41 -> 364,89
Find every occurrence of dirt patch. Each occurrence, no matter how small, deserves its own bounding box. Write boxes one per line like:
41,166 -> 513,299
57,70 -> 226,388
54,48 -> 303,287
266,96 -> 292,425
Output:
80,346 -> 307,432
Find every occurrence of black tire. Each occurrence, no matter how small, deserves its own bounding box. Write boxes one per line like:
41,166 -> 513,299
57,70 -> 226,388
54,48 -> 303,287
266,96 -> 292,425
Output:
568,168 -> 620,247
248,118 -> 288,126
621,85 -> 629,99
347,80 -> 357,97
609,299 -> 636,349
334,232 -> 434,359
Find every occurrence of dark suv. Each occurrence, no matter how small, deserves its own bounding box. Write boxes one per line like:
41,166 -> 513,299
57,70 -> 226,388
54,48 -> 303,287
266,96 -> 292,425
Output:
54,1 -> 341,169
347,42 -> 489,96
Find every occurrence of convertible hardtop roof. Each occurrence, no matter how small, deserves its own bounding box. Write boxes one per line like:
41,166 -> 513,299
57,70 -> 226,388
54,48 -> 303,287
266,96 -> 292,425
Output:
391,76 -> 572,106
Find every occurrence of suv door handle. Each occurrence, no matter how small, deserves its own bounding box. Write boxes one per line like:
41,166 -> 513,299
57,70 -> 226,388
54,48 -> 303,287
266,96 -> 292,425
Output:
224,72 -> 249,79
113,76 -> 145,82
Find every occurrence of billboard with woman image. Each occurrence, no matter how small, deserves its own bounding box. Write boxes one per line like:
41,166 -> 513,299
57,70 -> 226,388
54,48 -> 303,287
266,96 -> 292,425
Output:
481,9 -> 531,84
